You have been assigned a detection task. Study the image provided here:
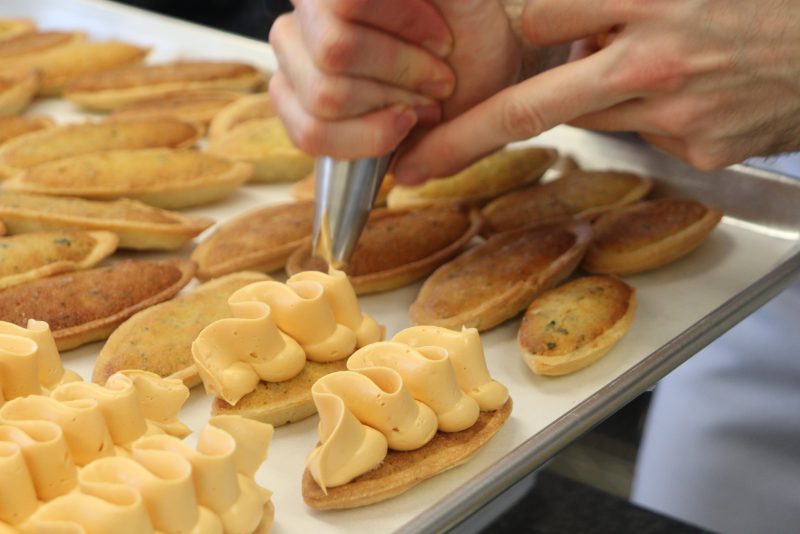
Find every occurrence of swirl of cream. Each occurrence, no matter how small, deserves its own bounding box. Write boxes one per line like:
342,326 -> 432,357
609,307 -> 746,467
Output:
132,419 -> 272,534
392,326 -> 508,410
0,396 -> 113,467
109,370 -> 190,438
289,269 -> 384,347
0,439 -> 38,525
305,387 -> 388,493
229,280 -> 357,363
313,369 -> 437,450
78,456 -> 222,534
0,423 -> 76,503
192,298 -> 306,405
347,342 -> 480,432
19,490 -> 154,534
0,320 -> 80,395
0,334 -> 40,404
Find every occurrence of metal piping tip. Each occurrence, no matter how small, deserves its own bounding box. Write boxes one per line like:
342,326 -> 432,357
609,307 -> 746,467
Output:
312,155 -> 392,269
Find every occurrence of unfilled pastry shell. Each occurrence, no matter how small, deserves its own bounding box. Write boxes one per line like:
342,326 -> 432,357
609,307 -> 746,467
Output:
0,68 -> 39,116
3,148 -> 252,209
518,275 -> 636,376
410,220 -> 593,331
582,198 -> 723,275
0,192 -> 213,250
0,115 -> 54,146
207,92 -> 275,140
109,90 -> 242,128
286,205 -> 483,294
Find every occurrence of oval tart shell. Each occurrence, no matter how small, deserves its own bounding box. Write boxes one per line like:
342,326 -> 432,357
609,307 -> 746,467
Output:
518,275 -> 636,376
110,90 -> 242,127
0,192 -> 213,250
386,147 -> 558,208
0,18 -> 37,42
0,230 -> 118,291
192,201 -> 314,280
0,68 -> 39,116
0,258 -> 196,351
482,170 -> 652,235
287,204 -> 483,294
63,61 -> 266,110
0,118 -> 202,178
94,271 -> 271,387
290,172 -> 395,205
207,92 -> 275,140
582,197 -> 723,275
0,115 -> 54,146
3,148 -> 252,209
410,220 -> 593,331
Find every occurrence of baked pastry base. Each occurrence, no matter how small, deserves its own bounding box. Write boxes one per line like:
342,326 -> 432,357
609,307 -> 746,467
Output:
302,398 -> 512,509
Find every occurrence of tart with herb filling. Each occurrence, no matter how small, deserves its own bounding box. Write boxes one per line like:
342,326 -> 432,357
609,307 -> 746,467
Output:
518,275 -> 636,376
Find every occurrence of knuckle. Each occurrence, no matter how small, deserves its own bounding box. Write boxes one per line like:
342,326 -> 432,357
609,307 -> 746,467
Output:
686,142 -> 730,170
313,23 -> 356,72
612,48 -> 689,95
334,0 -> 369,18
291,117 -> 325,155
501,97 -> 546,139
309,77 -> 347,118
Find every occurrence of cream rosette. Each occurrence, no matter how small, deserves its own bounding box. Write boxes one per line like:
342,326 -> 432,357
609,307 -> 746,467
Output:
11,416 -> 275,534
192,268 -> 383,406
306,328 -> 508,492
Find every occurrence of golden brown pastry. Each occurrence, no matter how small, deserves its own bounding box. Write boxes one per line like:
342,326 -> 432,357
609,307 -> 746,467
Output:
0,230 -> 118,290
482,170 -> 652,235
0,118 -> 202,178
0,115 -> 54,146
0,31 -> 83,60
582,198 -> 723,275
94,271 -> 271,387
0,68 -> 38,116
3,148 -> 252,209
64,61 -> 266,110
0,37 -> 148,96
205,117 -> 314,182
0,258 -> 195,351
290,172 -> 395,205
207,92 -> 274,139
287,204 -> 482,294
410,220 -> 593,331
0,18 -> 36,41
109,90 -> 242,128
386,147 -> 557,208
0,192 -> 213,250
518,275 -> 636,376
192,201 -> 313,280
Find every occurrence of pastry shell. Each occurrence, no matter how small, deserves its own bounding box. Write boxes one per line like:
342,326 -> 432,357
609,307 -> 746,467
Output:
286,204 -> 483,294
482,170 -> 652,235
0,18 -> 36,42
386,147 -> 557,208
1,38 -> 148,96
3,148 -> 252,209
64,61 -> 266,111
410,220 -> 593,331
207,92 -> 275,140
0,258 -> 196,351
94,271 -> 272,387
0,68 -> 38,116
0,230 -> 118,290
205,117 -> 314,182
0,115 -> 54,146
582,197 -> 723,275
192,201 -> 313,280
110,90 -> 242,128
290,172 -> 395,205
0,192 -> 213,250
0,118 -> 202,178
302,399 -> 512,509
518,275 -> 636,376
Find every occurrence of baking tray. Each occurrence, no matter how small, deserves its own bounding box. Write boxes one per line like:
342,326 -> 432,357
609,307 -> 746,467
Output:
4,1 -> 800,532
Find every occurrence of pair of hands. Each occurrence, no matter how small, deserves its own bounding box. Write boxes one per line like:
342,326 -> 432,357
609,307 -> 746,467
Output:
270,0 -> 800,184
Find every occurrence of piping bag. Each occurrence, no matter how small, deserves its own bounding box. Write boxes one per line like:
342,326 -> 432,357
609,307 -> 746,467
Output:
312,154 -> 392,268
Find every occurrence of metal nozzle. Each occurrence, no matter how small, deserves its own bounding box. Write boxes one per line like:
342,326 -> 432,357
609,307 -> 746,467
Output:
312,155 -> 392,269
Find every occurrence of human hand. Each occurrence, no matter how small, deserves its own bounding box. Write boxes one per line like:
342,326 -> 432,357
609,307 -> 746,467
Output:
393,0 -> 800,183
268,0 -> 522,159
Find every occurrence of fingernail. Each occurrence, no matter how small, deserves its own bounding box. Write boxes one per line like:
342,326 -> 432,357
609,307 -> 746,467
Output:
394,107 -> 418,136
419,77 -> 456,99
413,104 -> 441,124
394,160 -> 430,185
422,38 -> 453,59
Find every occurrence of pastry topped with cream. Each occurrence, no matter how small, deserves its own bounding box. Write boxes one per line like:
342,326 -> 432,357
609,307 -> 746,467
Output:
302,326 -> 511,509
193,269 -> 384,426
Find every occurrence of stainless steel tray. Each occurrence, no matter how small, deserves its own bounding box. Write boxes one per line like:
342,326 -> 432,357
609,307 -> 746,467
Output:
5,1 -> 800,532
